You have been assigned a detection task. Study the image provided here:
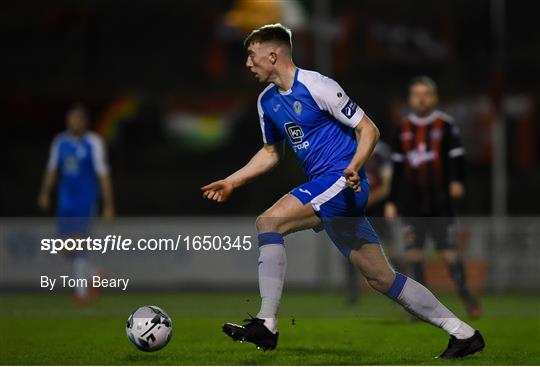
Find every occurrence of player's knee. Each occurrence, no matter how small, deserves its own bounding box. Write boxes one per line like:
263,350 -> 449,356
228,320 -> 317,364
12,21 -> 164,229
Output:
255,214 -> 282,233
255,215 -> 268,232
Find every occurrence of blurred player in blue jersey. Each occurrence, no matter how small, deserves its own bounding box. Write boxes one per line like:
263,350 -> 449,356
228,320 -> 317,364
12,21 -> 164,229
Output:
38,104 -> 115,303
202,24 -> 484,358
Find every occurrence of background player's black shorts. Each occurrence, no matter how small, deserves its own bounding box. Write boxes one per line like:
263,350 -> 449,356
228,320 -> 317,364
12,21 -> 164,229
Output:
401,217 -> 458,251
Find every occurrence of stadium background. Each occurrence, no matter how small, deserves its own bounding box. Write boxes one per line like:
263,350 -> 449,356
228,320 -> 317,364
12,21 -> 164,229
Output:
3,0 -> 539,216
1,0 -> 539,365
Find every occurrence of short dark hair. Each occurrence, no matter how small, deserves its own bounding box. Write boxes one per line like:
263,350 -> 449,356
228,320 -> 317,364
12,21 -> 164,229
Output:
409,76 -> 438,94
244,23 -> 292,52
67,103 -> 89,122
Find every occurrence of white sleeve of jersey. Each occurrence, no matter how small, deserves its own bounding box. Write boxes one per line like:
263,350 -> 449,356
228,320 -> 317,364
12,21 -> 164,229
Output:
46,136 -> 60,172
298,70 -> 365,128
88,133 -> 109,176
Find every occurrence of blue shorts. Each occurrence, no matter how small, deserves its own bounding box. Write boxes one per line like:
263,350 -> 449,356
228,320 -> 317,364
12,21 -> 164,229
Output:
57,202 -> 96,237
290,171 -> 380,257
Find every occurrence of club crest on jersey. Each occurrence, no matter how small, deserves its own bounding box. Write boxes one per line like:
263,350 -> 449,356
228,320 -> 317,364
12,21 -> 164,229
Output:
293,101 -> 302,116
341,99 -> 358,119
285,122 -> 310,151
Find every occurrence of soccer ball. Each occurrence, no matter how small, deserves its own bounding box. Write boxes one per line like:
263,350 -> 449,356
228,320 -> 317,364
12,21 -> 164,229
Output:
126,305 -> 173,352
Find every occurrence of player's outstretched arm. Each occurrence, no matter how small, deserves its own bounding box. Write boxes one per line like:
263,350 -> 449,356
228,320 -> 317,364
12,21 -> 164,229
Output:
344,114 -> 380,192
201,143 -> 282,202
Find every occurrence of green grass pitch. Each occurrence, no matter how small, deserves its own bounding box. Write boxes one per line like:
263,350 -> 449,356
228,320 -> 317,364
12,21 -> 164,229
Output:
1,291 -> 539,365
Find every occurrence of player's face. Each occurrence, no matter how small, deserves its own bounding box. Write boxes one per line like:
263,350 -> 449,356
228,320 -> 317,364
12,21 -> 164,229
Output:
66,110 -> 87,136
245,42 -> 275,83
408,83 -> 438,116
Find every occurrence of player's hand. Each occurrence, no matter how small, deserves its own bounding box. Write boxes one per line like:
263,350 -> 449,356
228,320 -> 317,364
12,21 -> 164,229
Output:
384,202 -> 398,220
449,181 -> 465,199
102,205 -> 115,220
343,167 -> 361,192
201,179 -> 234,202
38,193 -> 50,211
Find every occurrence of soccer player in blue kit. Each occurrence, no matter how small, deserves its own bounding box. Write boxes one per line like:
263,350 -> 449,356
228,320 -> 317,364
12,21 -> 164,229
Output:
38,104 -> 115,303
201,24 -> 484,358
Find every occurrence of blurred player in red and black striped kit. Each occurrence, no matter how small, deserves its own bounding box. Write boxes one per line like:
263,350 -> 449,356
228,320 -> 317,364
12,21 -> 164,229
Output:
385,76 -> 481,319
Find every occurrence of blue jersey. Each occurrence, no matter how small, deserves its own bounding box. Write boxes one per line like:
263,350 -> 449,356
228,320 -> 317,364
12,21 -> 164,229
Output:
257,68 -> 367,181
47,131 -> 109,212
